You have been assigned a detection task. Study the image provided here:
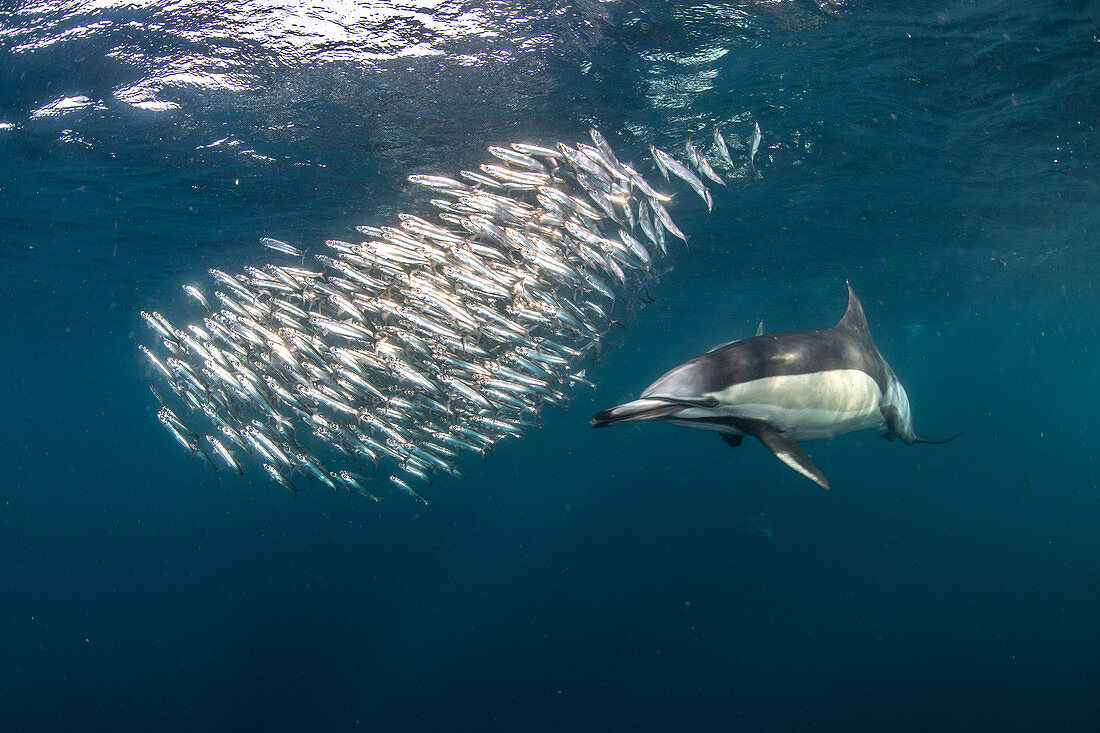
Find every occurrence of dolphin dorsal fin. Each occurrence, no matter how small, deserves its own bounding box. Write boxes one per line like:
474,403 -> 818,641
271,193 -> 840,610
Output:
836,281 -> 870,336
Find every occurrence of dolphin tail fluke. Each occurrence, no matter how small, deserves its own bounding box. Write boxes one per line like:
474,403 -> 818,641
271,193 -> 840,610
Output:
590,398 -> 683,428
912,431 -> 962,445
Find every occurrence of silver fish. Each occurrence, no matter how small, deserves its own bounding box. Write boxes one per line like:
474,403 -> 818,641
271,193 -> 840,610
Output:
686,136 -> 725,186
650,145 -> 712,212
260,237 -> 303,257
264,463 -> 297,493
139,128 -> 728,505
713,125 -> 736,169
750,121 -> 762,172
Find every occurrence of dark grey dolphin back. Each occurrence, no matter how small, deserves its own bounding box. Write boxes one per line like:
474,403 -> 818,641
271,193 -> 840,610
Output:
641,282 -> 891,403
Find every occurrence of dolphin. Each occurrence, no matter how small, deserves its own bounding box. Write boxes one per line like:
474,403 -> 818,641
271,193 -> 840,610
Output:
590,283 -> 957,489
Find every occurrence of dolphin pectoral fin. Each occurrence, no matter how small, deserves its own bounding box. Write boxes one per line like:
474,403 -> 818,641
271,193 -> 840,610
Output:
590,398 -> 684,428
913,432 -> 962,445
719,433 -> 743,448
758,430 -> 830,490
735,418 -> 830,490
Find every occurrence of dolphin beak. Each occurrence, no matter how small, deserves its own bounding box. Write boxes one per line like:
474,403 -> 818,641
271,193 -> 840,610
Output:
590,398 -> 685,428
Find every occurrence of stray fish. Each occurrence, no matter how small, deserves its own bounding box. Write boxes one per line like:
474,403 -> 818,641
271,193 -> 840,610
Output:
261,237 -> 303,257
713,125 -> 736,170
750,121 -> 762,172
390,475 -> 429,505
182,285 -> 212,312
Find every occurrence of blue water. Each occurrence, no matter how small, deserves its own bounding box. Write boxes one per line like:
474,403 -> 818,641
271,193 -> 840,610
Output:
3,1 -> 1099,729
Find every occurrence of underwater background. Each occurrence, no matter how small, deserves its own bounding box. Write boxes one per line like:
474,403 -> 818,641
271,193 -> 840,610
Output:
2,0 -> 1099,730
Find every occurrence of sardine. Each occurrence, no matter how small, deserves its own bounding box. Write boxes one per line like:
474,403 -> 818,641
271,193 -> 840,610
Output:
139,127 -> 717,504
750,121 -> 762,172
260,237 -> 303,257
651,145 -> 712,211
713,125 -> 736,169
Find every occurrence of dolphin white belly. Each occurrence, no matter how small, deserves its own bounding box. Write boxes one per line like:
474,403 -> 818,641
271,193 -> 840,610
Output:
686,369 -> 886,441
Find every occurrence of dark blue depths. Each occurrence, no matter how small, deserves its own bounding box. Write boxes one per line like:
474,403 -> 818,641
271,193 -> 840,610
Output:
2,1 -> 1099,730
